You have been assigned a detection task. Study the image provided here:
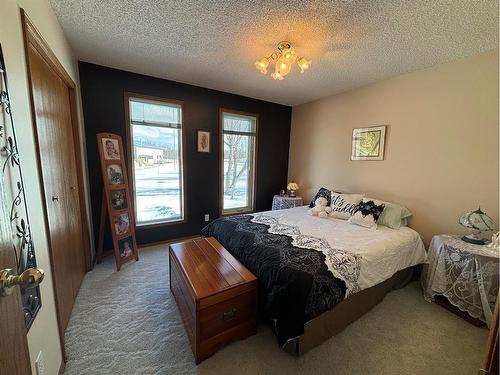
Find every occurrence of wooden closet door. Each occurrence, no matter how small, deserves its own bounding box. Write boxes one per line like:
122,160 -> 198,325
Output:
27,44 -> 85,333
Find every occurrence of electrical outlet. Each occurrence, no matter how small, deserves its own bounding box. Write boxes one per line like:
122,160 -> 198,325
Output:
204,214 -> 210,222
35,351 -> 45,375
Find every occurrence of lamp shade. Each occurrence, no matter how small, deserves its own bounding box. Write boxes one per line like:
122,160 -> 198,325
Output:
287,182 -> 299,191
459,207 -> 495,232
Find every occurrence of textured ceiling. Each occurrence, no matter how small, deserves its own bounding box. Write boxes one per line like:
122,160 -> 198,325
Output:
50,0 -> 498,106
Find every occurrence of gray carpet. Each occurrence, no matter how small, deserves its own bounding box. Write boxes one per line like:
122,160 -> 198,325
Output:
64,245 -> 488,375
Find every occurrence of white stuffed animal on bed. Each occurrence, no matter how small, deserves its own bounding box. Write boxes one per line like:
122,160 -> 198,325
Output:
307,197 -> 332,218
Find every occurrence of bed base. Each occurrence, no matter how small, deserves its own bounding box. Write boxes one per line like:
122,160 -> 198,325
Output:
282,266 -> 417,356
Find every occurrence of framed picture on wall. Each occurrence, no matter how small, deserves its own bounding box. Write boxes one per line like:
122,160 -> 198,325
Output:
351,125 -> 387,161
197,130 -> 210,153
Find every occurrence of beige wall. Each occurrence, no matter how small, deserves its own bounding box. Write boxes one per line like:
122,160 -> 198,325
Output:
289,49 -> 499,245
0,1 -> 92,374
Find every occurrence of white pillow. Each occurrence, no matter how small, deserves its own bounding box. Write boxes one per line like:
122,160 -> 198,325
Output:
329,193 -> 364,219
365,197 -> 412,229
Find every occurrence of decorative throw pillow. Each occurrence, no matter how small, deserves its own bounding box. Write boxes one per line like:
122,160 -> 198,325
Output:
348,200 -> 386,229
377,202 -> 403,229
329,192 -> 364,219
365,197 -> 413,229
401,207 -> 413,221
309,187 -> 332,208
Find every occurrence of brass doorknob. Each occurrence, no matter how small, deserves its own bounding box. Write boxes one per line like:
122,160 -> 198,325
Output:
0,267 -> 44,296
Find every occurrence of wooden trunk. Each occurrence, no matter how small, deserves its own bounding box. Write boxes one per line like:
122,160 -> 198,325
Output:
169,237 -> 257,364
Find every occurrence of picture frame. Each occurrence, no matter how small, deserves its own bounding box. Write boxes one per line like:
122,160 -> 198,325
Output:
96,132 -> 139,271
351,125 -> 387,161
117,236 -> 134,259
197,130 -> 210,153
101,137 -> 121,160
113,213 -> 130,235
107,164 -> 124,185
110,189 -> 127,210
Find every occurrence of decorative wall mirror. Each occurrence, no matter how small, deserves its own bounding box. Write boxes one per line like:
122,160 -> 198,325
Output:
0,44 -> 41,329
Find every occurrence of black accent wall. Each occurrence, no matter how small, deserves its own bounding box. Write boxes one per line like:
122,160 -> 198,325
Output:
79,62 -> 292,247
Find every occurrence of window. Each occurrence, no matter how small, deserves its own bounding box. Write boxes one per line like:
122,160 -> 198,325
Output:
220,110 -> 257,215
128,96 -> 184,225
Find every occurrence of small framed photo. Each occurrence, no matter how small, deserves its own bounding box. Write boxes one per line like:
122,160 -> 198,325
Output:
351,125 -> 387,161
107,164 -> 124,185
113,213 -> 130,235
118,236 -> 134,258
102,138 -> 121,160
197,130 -> 210,153
110,189 -> 127,210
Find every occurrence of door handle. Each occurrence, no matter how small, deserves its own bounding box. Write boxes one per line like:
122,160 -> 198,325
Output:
0,267 -> 44,296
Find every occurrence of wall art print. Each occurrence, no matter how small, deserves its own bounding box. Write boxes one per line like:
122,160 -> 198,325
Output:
0,44 -> 41,329
197,129 -> 210,153
351,125 -> 387,161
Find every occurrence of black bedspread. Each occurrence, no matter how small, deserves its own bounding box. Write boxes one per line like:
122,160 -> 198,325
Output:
201,214 -> 347,346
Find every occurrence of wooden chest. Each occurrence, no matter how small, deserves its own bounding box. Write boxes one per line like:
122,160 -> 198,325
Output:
169,237 -> 257,364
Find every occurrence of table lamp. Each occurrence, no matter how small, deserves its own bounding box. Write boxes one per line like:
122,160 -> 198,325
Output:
459,207 -> 495,245
287,181 -> 299,197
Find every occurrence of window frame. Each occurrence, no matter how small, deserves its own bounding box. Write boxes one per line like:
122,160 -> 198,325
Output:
219,108 -> 259,216
124,92 -> 187,228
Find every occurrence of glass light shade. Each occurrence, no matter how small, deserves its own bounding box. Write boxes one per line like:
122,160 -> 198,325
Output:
287,181 -> 299,197
254,57 -> 269,74
297,57 -> 312,73
459,207 -> 495,245
282,47 -> 297,63
459,208 -> 495,232
271,71 -> 283,80
273,55 -> 291,79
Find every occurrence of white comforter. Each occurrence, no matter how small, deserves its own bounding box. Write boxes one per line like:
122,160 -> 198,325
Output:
257,206 -> 427,293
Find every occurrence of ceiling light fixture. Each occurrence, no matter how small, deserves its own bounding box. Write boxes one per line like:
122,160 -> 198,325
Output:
255,41 -> 311,80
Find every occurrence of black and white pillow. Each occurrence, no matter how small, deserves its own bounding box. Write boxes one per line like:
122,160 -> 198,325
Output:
309,187 -> 332,208
330,193 -> 365,219
348,200 -> 386,229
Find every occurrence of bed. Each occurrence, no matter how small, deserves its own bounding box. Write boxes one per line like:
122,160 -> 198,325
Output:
201,205 -> 427,354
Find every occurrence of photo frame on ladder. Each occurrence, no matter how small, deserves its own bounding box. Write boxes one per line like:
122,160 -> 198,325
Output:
96,132 -> 139,270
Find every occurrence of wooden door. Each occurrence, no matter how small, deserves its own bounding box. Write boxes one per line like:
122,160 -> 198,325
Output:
23,14 -> 86,335
0,177 -> 31,374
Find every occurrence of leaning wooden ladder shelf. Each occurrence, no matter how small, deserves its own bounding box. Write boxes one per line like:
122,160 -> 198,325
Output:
96,132 -> 139,271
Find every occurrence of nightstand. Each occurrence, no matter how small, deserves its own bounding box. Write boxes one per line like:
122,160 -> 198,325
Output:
272,195 -> 303,210
421,234 -> 499,327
